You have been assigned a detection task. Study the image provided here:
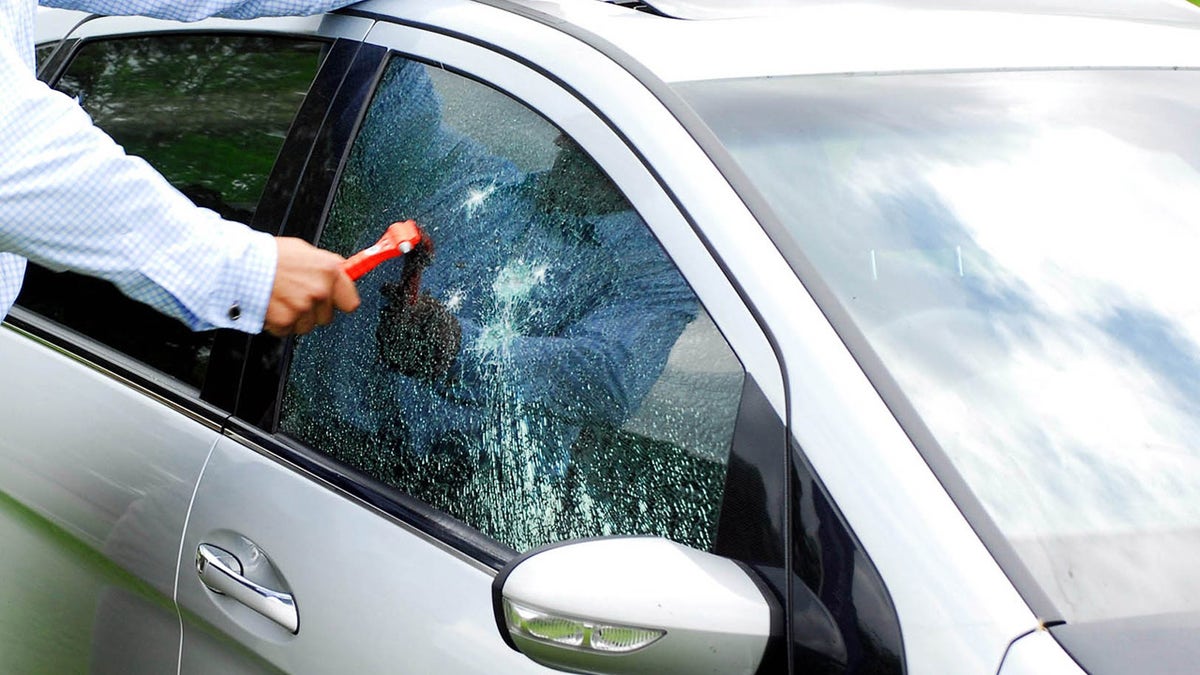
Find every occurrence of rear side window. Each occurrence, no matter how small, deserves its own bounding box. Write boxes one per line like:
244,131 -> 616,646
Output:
17,34 -> 326,387
35,43 -> 56,67
279,57 -> 746,553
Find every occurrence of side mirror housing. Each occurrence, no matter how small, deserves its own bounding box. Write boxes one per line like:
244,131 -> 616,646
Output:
492,537 -> 780,675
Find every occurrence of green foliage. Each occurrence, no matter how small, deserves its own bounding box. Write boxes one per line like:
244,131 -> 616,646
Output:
57,35 -> 323,209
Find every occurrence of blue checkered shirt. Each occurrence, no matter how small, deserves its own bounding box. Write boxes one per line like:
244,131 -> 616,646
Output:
1,0 -> 357,331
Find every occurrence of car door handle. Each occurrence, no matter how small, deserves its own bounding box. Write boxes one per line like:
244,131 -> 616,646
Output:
196,543 -> 299,634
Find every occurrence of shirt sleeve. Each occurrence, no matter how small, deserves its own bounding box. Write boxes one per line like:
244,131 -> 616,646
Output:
38,0 -> 360,21
0,34 -> 276,332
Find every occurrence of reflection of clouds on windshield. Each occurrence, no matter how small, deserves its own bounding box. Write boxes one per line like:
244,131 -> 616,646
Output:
878,126 -> 1200,537
1102,307 -> 1200,407
763,110 -> 1200,536
686,67 -> 1200,622
931,127 -> 1200,319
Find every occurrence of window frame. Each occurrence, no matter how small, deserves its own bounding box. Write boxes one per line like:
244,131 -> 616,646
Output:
223,20 -> 790,575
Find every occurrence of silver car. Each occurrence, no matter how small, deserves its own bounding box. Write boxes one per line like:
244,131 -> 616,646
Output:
10,0 -> 1200,673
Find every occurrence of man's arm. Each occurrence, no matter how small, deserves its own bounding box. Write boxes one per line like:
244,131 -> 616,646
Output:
38,0 -> 359,21
0,34 -> 357,334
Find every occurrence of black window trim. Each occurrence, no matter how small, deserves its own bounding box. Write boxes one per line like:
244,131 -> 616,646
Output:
202,36 -> 370,412
37,36 -> 78,83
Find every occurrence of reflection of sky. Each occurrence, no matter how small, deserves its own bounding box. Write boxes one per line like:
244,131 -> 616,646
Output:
685,70 -> 1200,619
918,127 -> 1200,536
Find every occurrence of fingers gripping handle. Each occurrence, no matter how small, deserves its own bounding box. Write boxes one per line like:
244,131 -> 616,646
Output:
342,220 -> 423,281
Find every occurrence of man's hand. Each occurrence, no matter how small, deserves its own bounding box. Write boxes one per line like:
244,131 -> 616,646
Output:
265,237 -> 361,336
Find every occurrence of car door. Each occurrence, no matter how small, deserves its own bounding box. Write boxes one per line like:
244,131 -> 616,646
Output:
0,12 -> 369,674
173,8 -> 794,674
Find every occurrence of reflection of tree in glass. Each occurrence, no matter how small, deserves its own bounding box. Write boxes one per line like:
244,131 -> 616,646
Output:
19,35 -> 324,389
55,36 -> 323,209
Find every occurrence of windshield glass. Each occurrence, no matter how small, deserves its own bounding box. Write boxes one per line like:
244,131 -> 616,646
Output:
678,69 -> 1200,622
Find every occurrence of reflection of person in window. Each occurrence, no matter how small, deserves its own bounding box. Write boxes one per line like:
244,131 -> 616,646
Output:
285,60 -> 698,479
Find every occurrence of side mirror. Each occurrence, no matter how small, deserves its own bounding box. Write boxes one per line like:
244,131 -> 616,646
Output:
492,537 -> 780,675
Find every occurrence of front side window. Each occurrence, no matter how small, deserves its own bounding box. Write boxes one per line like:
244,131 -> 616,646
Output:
35,42 -> 56,68
280,57 -> 745,553
17,34 -> 326,386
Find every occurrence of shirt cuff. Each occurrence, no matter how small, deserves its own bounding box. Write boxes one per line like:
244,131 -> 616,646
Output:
208,228 -> 276,332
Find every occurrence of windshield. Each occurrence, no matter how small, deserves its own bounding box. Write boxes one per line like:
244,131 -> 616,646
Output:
678,69 -> 1200,623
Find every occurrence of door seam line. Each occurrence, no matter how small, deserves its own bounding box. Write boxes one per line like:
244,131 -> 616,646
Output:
173,435 -> 221,675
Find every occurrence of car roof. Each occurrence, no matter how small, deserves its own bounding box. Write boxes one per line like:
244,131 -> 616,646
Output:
634,0 -> 1200,22
360,0 -> 1200,82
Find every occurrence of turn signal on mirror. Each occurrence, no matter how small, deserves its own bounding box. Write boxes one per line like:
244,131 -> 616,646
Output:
503,599 -> 665,654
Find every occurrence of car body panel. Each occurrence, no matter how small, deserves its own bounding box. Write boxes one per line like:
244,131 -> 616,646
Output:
456,0 -> 1200,82
63,13 -> 373,42
176,433 -> 549,674
33,7 -> 88,44
16,1 -> 1200,673
0,12 -> 379,675
1048,613 -> 1200,675
998,629 -> 1087,675
351,1 -> 1044,672
637,0 -> 1200,23
0,317 -> 218,673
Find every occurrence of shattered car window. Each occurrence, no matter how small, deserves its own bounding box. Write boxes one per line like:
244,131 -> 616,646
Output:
280,57 -> 744,552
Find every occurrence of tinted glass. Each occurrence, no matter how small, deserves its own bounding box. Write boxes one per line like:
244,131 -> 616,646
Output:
281,57 -> 744,552
34,43 -> 55,68
17,35 -> 325,387
681,69 -> 1200,621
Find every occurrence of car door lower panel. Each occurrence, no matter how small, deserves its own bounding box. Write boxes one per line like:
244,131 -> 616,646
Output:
0,321 -> 219,674
175,434 -> 550,674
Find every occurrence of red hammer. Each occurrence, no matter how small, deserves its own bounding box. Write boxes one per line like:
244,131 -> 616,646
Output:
341,220 -> 424,281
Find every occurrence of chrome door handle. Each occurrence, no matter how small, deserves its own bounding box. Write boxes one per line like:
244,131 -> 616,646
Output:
196,543 -> 299,634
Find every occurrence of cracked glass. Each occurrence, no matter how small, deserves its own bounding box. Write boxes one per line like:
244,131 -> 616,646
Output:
280,57 -> 744,553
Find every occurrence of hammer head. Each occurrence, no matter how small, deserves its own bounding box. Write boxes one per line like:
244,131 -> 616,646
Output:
342,220 -> 424,281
